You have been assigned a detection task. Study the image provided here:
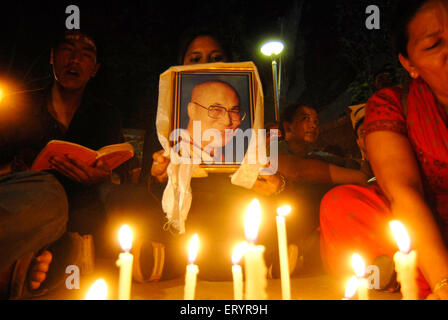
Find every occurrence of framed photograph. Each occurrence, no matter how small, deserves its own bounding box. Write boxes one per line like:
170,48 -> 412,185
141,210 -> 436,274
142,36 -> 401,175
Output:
170,66 -> 257,172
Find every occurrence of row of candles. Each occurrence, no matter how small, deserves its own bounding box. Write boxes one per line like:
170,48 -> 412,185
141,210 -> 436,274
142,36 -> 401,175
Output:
182,199 -> 292,300
344,220 -> 417,300
86,198 -> 418,300
86,199 -> 284,300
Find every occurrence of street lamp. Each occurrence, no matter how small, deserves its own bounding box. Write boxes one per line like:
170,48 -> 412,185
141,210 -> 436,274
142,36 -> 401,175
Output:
260,40 -> 284,121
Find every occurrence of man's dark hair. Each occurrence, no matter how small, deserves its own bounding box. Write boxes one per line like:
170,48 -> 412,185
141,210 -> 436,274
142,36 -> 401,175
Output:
51,29 -> 101,62
391,0 -> 433,57
279,100 -> 316,137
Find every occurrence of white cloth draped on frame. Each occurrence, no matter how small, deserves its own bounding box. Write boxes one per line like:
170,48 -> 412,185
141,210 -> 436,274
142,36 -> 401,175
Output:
156,62 -> 265,233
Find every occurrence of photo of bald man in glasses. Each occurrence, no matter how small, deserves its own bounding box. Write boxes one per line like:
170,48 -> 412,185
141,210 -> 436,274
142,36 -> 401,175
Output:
174,78 -> 252,165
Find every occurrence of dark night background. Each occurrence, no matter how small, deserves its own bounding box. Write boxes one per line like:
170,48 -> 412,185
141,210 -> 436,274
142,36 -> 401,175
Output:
1,0 -> 402,145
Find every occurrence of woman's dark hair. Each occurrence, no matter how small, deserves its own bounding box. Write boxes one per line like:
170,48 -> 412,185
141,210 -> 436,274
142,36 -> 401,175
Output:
279,100 -> 316,137
177,29 -> 234,65
391,0 -> 433,57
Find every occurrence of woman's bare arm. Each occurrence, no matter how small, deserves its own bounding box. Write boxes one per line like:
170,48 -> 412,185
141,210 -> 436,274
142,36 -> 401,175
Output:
367,130 -> 448,290
277,154 -> 367,185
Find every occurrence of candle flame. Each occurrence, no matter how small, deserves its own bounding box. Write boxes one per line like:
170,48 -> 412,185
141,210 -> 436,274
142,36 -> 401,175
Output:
188,234 -> 199,263
389,220 -> 411,253
344,276 -> 359,299
118,224 -> 133,252
0,80 -> 19,105
232,242 -> 248,265
244,199 -> 262,243
276,205 -> 291,217
352,253 -> 366,278
85,279 -> 107,300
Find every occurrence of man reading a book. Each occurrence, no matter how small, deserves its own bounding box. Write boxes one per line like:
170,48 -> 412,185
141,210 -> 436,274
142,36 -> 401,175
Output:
45,30 -> 113,184
0,29 -> 128,297
3,30 -> 122,182
30,30 -> 128,229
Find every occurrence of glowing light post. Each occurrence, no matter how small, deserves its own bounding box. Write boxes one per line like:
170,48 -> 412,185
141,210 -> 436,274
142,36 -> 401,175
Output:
261,40 -> 284,121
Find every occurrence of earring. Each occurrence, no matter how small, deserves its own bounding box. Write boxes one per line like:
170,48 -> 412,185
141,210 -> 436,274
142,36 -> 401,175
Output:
411,72 -> 418,78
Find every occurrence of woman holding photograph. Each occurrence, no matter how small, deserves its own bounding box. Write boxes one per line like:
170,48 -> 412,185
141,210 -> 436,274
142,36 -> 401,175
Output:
141,29 -> 369,280
104,30 -> 280,282
145,31 -> 285,196
140,31 -> 234,185
107,27 -> 367,282
320,0 -> 448,299
137,30 -> 286,281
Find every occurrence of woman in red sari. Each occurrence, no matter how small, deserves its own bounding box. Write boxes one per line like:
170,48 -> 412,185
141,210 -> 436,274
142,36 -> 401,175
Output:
320,0 -> 448,299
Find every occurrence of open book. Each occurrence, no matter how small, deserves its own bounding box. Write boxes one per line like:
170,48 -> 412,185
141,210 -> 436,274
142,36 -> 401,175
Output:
31,140 -> 134,171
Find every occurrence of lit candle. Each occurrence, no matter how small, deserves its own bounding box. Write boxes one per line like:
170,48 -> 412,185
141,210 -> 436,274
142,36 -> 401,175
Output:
389,220 -> 418,300
232,242 -> 248,300
116,224 -> 134,300
276,205 -> 291,300
184,233 -> 199,300
244,199 -> 268,300
86,279 -> 108,300
343,276 -> 359,300
352,253 -> 368,300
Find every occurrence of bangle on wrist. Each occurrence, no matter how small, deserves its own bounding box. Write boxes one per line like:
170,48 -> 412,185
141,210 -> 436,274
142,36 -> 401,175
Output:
434,277 -> 448,293
273,173 -> 287,196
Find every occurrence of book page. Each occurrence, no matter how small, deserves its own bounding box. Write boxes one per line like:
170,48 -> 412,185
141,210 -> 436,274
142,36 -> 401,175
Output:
31,140 -> 98,171
96,142 -> 134,170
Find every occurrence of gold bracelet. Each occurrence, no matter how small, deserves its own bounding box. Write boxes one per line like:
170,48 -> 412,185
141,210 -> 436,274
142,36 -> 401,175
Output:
273,173 -> 287,196
434,278 -> 448,293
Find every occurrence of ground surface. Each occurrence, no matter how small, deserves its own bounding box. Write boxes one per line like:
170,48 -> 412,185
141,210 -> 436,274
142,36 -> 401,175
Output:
32,258 -> 401,300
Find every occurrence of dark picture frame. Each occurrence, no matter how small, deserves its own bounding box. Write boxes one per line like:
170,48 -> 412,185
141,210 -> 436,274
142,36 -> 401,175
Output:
170,66 -> 257,172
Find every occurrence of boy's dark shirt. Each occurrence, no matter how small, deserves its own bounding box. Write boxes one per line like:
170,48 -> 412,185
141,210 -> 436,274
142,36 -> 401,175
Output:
0,85 -> 127,190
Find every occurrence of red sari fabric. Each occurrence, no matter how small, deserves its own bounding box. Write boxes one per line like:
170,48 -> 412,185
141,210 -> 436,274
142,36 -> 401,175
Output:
320,78 -> 448,298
